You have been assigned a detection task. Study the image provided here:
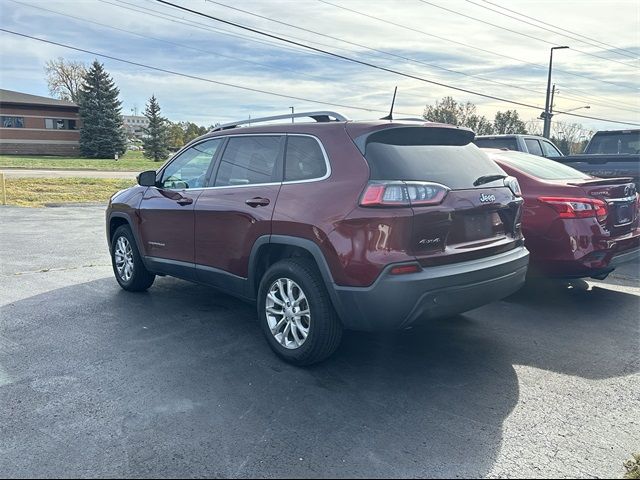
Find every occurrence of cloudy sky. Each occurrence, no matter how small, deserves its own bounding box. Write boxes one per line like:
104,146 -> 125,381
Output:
1,0 -> 638,133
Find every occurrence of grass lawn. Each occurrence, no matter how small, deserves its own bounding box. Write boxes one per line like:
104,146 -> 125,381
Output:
3,177 -> 135,207
0,150 -> 166,172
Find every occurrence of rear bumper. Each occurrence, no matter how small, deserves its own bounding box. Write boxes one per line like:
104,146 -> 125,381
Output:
530,229 -> 640,278
332,246 -> 529,331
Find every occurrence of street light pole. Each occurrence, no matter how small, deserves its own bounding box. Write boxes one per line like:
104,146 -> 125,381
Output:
543,46 -> 569,139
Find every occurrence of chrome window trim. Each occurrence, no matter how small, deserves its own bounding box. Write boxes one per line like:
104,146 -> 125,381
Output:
154,133 -> 332,192
282,133 -> 332,185
155,137 -> 226,187
167,133 -> 332,192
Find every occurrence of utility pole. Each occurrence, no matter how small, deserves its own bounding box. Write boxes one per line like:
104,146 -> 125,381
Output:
543,46 -> 569,138
548,84 -> 556,134
290,106 -> 294,123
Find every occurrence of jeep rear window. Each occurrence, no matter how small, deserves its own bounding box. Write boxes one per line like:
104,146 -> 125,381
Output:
364,128 -> 506,190
473,137 -> 518,151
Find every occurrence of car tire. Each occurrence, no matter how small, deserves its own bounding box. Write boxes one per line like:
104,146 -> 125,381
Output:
110,225 -> 155,292
257,258 -> 343,366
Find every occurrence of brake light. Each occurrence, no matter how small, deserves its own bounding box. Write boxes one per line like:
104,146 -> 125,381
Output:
360,181 -> 449,207
539,196 -> 608,223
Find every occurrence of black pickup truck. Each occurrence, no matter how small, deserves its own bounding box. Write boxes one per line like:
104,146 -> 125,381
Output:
474,130 -> 639,187
556,130 -> 640,188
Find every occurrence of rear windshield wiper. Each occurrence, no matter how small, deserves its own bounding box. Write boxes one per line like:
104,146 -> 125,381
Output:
473,174 -> 506,186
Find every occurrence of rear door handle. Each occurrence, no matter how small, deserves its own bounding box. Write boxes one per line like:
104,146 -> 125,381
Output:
245,197 -> 270,207
176,197 -> 193,206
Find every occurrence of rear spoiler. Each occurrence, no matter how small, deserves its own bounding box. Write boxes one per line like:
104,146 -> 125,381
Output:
567,177 -> 635,187
353,125 -> 475,154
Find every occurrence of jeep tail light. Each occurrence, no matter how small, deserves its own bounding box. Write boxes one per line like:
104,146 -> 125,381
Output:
538,196 -> 608,223
360,181 -> 449,207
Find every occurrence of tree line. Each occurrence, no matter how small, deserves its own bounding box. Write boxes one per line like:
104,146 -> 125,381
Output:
45,58 -> 212,160
423,96 -> 592,154
45,57 -> 592,159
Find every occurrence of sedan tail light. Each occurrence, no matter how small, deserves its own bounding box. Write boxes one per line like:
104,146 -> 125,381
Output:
538,196 -> 608,223
360,181 -> 449,207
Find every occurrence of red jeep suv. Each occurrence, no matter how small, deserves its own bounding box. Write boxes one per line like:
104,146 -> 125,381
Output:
106,112 -> 529,365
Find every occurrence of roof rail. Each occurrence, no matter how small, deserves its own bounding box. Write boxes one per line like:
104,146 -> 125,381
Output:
210,111 -> 348,132
394,117 -> 427,122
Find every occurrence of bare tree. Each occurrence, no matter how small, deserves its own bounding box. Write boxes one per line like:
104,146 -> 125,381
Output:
44,57 -> 87,103
525,120 -> 543,135
552,122 -> 593,154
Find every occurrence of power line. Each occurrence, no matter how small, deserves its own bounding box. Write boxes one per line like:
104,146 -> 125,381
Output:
154,0 -> 640,127
316,0 -> 639,93
480,0 -> 639,60
14,0 -> 545,113
155,0 -> 545,107
467,0 -> 638,62
203,0 -> 549,99
11,0 -> 433,110
9,0 -> 333,84
104,0 -> 640,113
127,0 -> 639,101
557,91 -> 640,115
104,0 -> 322,59
419,0 -> 639,69
102,0 -> 543,106
0,28 -> 422,117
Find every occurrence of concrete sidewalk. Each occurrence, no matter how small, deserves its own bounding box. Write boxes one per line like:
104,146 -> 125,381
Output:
1,168 -> 139,179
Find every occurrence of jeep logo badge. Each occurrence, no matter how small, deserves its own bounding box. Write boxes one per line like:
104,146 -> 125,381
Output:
480,193 -> 496,203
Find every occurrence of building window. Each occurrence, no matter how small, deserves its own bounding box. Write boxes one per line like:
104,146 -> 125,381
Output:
1,116 -> 24,128
44,118 -> 77,130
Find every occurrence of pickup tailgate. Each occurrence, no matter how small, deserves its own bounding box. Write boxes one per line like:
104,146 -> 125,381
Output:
558,154 -> 640,188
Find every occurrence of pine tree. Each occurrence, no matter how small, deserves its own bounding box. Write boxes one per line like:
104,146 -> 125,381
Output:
142,95 -> 169,161
77,60 -> 126,158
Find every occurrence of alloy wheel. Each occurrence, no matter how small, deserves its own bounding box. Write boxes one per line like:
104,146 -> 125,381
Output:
114,235 -> 134,282
265,278 -> 311,349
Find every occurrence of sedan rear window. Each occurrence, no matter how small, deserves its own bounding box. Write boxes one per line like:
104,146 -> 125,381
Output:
364,127 -> 506,190
492,151 -> 591,180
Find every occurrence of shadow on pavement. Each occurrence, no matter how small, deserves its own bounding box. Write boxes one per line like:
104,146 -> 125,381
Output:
0,274 -> 638,477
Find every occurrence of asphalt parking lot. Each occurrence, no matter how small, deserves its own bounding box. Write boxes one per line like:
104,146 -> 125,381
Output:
1,205 -> 638,478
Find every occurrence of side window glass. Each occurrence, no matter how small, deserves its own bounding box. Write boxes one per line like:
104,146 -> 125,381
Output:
285,136 -> 327,181
542,140 -> 562,157
214,136 -> 283,186
161,139 -> 222,189
524,138 -> 543,156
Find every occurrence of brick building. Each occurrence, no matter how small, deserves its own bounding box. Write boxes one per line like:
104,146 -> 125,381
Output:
0,89 -> 81,156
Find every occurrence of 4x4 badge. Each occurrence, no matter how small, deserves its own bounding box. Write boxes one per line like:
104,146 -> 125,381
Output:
480,193 -> 496,203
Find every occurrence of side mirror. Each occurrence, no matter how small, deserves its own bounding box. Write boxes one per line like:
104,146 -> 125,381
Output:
137,170 -> 157,187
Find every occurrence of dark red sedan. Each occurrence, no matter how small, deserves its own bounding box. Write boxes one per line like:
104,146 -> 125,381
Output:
484,149 -> 640,279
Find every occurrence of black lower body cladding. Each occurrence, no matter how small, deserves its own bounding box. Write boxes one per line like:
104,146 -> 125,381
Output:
332,247 -> 529,331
